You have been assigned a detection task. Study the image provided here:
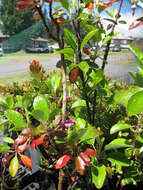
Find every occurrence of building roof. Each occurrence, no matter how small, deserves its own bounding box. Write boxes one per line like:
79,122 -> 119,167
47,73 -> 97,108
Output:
113,34 -> 133,41
31,37 -> 48,42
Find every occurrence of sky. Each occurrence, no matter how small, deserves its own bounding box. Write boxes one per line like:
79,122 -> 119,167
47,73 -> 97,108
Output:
101,0 -> 143,38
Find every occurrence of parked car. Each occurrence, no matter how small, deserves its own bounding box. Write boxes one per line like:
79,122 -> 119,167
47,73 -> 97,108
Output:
0,44 -> 4,56
25,45 -> 53,53
112,44 -> 121,52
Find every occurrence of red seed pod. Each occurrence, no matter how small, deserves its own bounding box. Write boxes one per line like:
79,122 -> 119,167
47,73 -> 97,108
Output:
56,154 -> 72,169
21,155 -> 32,168
79,152 -> 90,166
69,67 -> 79,84
75,156 -> 85,176
84,148 -> 97,157
14,135 -> 28,146
30,134 -> 45,152
16,141 -> 28,153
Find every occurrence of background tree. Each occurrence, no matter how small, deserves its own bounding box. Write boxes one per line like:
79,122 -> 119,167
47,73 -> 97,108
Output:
0,0 -> 35,35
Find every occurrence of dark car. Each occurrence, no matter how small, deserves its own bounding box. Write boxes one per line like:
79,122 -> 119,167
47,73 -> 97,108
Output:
112,44 -> 121,52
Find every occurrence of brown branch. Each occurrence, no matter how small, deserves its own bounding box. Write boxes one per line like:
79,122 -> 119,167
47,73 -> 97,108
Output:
101,0 -> 123,70
58,169 -> 64,190
49,1 -> 66,123
35,5 -> 57,41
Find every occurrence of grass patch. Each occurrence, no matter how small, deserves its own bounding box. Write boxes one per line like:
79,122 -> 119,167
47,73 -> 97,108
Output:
0,72 -> 32,85
0,50 -> 58,64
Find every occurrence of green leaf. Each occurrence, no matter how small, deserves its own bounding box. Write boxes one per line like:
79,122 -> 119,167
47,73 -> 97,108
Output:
9,156 -> 19,177
104,138 -> 132,151
51,74 -> 61,93
80,124 -> 102,145
33,95 -> 49,121
5,110 -> 25,130
64,28 -> 77,50
78,61 -> 89,74
22,94 -> 32,108
119,20 -> 127,24
67,128 -> 86,145
6,96 -> 14,109
107,152 -> 129,167
127,91 -> 143,116
32,110 -> 48,123
110,122 -> 132,134
0,145 -> 11,152
60,0 -> 70,11
0,96 -> 7,106
89,69 -> 104,86
71,99 -> 86,109
55,47 -> 74,56
55,47 -> 74,62
2,137 -> 14,144
81,29 -> 98,51
114,86 -> 141,108
75,118 -> 86,129
92,164 -> 106,189
130,44 -> 143,66
102,35 -> 112,46
105,9 -> 114,17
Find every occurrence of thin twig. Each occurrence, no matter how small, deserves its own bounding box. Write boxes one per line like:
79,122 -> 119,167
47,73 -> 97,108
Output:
131,113 -> 143,158
35,5 -> 57,41
92,89 -> 97,125
58,169 -> 64,190
101,0 -> 123,70
49,1 -> 67,123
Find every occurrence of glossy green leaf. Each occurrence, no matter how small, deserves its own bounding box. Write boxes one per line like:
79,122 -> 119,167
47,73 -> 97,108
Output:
105,9 -> 114,17
130,44 -> 143,66
5,110 -> 25,130
0,145 -> 10,152
127,91 -> 143,116
6,96 -> 14,109
71,99 -> 86,109
55,47 -> 74,62
81,29 -> 98,51
51,74 -> 61,93
107,152 -> 129,167
80,124 -> 102,145
33,95 -> 49,121
102,35 -> 112,46
119,20 -> 127,24
78,61 -> 89,74
89,69 -> 104,86
104,138 -> 132,151
60,0 -> 70,11
32,110 -> 47,123
114,86 -> 141,108
92,164 -> 106,189
75,118 -> 86,129
110,122 -> 132,134
9,156 -> 19,177
64,28 -> 77,50
2,137 -> 14,144
22,94 -> 32,108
